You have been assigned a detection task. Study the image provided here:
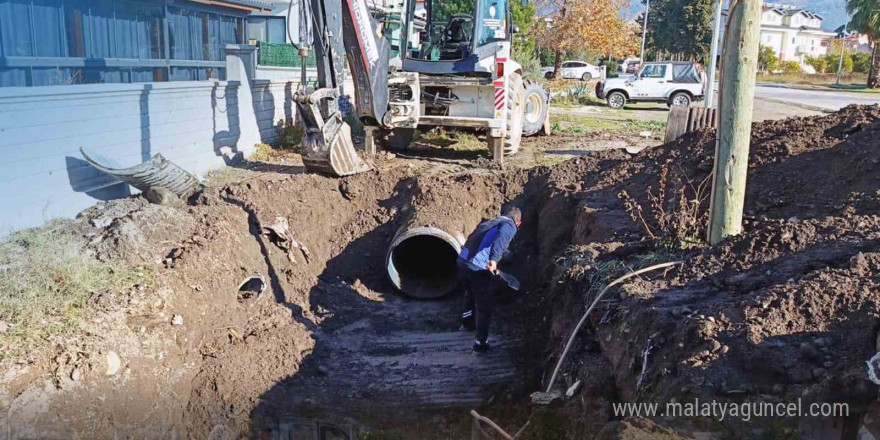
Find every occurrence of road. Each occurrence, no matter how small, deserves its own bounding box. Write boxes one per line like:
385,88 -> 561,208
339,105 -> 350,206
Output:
754,84 -> 880,111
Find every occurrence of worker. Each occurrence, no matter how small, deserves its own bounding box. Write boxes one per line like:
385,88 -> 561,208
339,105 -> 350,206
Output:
458,206 -> 522,354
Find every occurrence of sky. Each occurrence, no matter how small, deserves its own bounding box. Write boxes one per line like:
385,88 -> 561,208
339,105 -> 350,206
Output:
623,0 -> 849,31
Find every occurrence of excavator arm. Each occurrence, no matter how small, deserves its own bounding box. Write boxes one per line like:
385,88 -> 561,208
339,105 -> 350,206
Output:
295,0 -> 392,176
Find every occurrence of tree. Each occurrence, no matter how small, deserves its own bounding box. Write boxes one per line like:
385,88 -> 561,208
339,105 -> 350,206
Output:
536,0 -> 639,75
853,51 -> 872,73
511,0 -> 541,77
641,0 -> 715,61
847,0 -> 880,87
806,55 -> 829,73
758,45 -> 779,73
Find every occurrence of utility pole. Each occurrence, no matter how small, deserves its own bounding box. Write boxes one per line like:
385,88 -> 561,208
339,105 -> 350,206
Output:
706,0 -> 761,245
836,18 -> 848,85
640,0 -> 650,65
705,0 -> 724,108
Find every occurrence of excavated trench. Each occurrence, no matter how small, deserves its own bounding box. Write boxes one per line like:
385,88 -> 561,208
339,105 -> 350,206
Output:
159,162 -> 604,440
41,106 -> 876,440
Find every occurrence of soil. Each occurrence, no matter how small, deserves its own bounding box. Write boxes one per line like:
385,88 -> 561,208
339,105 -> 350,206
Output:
541,104 -> 880,438
2,105 -> 879,439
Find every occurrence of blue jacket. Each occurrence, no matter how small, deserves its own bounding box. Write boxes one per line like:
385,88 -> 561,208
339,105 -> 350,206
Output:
459,216 -> 518,272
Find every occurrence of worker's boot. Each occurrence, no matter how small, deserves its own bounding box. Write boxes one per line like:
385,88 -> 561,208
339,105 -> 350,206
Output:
472,339 -> 491,355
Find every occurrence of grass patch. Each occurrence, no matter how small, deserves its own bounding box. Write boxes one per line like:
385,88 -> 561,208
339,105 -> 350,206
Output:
626,120 -> 666,133
0,220 -> 150,360
550,114 -> 666,135
417,128 -> 485,151
551,114 -> 624,134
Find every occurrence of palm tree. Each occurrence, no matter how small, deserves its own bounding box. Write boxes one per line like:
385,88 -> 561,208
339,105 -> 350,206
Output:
847,0 -> 880,87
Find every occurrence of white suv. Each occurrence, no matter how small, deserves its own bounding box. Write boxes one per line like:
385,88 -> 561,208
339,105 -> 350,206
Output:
542,61 -> 603,81
596,61 -> 706,109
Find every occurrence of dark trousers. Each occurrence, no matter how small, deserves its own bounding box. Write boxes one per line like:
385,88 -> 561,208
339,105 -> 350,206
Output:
462,269 -> 498,344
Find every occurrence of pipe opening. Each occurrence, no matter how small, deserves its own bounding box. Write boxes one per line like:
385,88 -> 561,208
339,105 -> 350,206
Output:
387,231 -> 461,299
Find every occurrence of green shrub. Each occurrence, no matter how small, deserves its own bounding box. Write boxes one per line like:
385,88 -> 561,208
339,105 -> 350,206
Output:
805,55 -> 828,73
758,45 -> 779,72
853,51 -> 872,73
824,52 -> 855,74
779,61 -> 802,74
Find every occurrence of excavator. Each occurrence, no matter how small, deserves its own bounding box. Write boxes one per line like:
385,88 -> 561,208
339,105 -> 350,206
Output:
292,0 -> 549,176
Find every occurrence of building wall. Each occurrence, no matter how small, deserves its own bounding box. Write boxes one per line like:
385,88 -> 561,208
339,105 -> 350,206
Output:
0,81 -> 228,232
755,7 -> 835,67
252,79 -> 295,144
247,0 -> 300,44
0,0 -> 248,88
0,47 -> 302,233
762,31 -> 785,56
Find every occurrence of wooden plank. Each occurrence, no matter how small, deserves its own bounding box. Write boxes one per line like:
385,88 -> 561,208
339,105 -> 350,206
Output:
664,105 -> 690,143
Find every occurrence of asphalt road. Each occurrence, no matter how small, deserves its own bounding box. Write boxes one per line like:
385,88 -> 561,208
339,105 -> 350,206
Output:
754,84 -> 880,111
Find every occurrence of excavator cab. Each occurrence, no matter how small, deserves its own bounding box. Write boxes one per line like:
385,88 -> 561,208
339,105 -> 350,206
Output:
436,14 -> 474,60
295,0 -> 548,176
402,0 -> 511,74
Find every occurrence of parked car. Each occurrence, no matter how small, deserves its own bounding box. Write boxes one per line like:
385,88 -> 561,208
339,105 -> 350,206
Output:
595,61 -> 706,109
541,61 -> 603,81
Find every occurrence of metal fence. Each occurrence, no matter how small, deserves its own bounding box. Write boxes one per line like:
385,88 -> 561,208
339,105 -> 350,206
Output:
258,42 -> 318,68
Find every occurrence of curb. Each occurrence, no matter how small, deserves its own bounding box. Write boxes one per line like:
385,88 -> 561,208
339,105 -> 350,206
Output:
754,96 -> 836,114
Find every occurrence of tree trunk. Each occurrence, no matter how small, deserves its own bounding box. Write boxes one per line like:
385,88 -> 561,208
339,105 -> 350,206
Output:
551,4 -> 567,78
869,44 -> 880,89
553,49 -> 563,77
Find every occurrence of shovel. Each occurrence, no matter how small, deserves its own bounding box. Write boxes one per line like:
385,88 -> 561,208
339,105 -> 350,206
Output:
494,270 -> 521,291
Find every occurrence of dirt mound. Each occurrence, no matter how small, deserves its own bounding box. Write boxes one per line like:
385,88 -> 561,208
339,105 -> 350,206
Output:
596,418 -> 693,440
607,104 -> 880,222
78,197 -> 198,266
542,105 -> 880,437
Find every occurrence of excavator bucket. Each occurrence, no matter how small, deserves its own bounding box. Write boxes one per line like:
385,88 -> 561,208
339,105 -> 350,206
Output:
300,113 -> 371,176
297,88 -> 371,177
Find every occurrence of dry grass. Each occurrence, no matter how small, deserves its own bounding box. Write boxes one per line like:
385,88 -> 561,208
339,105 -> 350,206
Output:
757,72 -> 869,87
274,119 -> 305,151
0,220 -> 149,360
619,164 -> 710,250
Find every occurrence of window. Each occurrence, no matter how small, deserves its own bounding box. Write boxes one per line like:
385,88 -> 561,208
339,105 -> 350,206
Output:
641,64 -> 666,78
0,0 -> 245,87
247,17 -> 286,43
476,0 -> 507,46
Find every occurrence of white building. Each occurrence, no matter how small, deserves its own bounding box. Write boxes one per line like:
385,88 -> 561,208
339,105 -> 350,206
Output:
757,4 -> 837,69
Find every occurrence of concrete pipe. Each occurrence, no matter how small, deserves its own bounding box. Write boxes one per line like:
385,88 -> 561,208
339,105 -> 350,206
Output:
386,225 -> 466,299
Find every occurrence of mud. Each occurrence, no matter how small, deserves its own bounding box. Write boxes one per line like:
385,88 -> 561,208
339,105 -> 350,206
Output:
2,105 -> 879,439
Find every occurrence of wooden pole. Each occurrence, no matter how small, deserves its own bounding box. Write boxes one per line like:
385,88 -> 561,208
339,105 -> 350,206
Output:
706,0 -> 761,245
